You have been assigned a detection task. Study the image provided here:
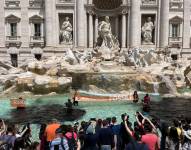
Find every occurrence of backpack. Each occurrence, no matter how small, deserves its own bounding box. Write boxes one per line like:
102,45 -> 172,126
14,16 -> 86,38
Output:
0,135 -> 13,150
66,132 -> 77,150
0,142 -> 12,150
130,140 -> 147,150
50,138 -> 66,150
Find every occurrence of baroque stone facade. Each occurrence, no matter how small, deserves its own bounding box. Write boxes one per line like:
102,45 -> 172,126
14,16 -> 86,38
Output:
0,0 -> 191,66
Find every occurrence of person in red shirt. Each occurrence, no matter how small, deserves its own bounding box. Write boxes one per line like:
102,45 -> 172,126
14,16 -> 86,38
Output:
142,94 -> 151,112
143,94 -> 151,104
141,123 -> 160,150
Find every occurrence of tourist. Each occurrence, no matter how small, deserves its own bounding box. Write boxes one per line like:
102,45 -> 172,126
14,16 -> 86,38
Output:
97,120 -> 114,150
78,121 -> 89,148
133,91 -> 139,103
0,124 -> 16,149
125,129 -> 149,150
106,117 -> 112,127
182,129 -> 191,150
83,124 -> 98,150
14,123 -> 32,149
39,124 -> 47,150
173,119 -> 182,139
95,119 -> 102,133
120,113 -> 133,149
44,119 -> 61,149
159,122 -> 169,150
166,126 -> 181,150
134,112 -> 145,135
141,123 -> 160,150
110,117 -> 121,150
50,127 -> 69,150
65,125 -> 78,150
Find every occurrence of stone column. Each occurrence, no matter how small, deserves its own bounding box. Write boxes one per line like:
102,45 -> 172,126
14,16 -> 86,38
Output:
0,0 -> 5,47
122,0 -> 128,5
41,22 -> 44,37
159,0 -> 169,48
20,0 -> 29,47
95,16 -> 99,43
121,14 -> 127,48
115,16 -> 119,38
130,0 -> 141,47
45,0 -> 56,47
77,0 -> 86,47
30,23 -> 34,36
183,0 -> 190,48
88,12 -> 94,48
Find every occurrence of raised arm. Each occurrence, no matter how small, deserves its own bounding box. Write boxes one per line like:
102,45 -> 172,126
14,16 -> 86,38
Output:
124,116 -> 133,137
135,112 -> 144,126
144,117 -> 157,132
0,119 -> 6,135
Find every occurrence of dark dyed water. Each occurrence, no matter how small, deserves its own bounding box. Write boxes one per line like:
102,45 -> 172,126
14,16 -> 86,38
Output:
150,97 -> 191,123
7,104 -> 86,124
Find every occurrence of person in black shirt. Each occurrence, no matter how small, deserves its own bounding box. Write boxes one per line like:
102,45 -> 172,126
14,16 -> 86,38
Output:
98,120 -> 114,150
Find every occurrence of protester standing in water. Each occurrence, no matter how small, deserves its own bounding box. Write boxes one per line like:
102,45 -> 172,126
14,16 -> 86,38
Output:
133,91 -> 139,103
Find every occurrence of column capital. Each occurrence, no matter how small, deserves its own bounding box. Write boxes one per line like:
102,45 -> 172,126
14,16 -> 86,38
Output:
85,4 -> 95,15
122,8 -> 128,14
120,5 -> 129,15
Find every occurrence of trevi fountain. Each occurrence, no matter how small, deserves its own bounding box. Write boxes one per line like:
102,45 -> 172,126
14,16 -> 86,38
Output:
0,16 -> 191,128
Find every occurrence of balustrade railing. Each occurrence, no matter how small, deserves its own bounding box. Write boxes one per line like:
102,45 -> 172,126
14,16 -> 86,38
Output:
5,0 -> 20,8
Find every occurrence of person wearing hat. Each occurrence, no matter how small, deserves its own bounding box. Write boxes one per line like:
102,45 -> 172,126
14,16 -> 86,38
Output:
49,127 -> 69,150
182,130 -> 191,150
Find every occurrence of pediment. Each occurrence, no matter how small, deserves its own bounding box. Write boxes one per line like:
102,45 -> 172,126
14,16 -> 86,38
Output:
169,16 -> 183,23
29,15 -> 44,23
5,14 -> 20,23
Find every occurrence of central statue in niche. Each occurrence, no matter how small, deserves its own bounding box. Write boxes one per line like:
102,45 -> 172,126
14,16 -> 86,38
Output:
96,16 -> 119,60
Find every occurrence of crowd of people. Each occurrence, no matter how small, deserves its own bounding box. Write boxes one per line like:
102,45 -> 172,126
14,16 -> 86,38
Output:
0,110 -> 191,150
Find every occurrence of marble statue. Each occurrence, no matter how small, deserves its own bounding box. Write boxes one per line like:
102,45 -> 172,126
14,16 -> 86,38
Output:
119,48 -> 158,67
98,16 -> 114,49
141,17 -> 154,44
96,16 -> 119,60
60,17 -> 73,44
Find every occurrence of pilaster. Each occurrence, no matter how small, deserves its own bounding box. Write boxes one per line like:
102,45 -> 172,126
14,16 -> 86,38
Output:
95,16 -> 99,43
45,0 -> 56,47
77,0 -> 87,48
115,16 -> 119,39
20,0 -> 29,47
88,12 -> 94,48
183,0 -> 190,48
159,0 -> 169,48
0,0 -> 5,47
121,14 -> 127,48
130,0 -> 141,47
